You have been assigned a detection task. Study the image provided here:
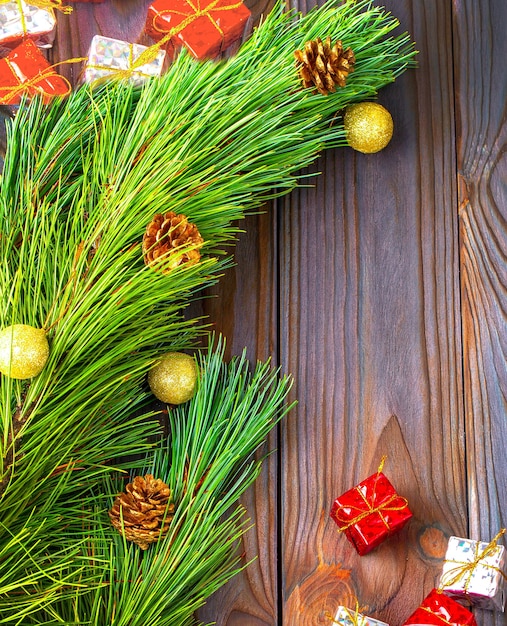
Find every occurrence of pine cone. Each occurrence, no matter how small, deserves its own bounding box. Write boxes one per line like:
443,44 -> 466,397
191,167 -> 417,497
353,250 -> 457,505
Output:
294,37 -> 355,95
143,212 -> 204,273
109,474 -> 175,550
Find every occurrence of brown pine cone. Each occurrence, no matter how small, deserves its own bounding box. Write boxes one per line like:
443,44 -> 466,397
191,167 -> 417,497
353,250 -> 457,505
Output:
109,474 -> 175,550
143,212 -> 204,273
294,37 -> 355,95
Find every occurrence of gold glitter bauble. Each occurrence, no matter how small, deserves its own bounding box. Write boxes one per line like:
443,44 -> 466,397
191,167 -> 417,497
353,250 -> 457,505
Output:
344,102 -> 394,153
148,352 -> 198,405
0,324 -> 49,379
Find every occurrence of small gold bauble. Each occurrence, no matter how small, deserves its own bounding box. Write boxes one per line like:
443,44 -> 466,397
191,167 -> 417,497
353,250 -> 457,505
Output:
148,351 -> 198,405
344,102 -> 394,153
0,324 -> 49,379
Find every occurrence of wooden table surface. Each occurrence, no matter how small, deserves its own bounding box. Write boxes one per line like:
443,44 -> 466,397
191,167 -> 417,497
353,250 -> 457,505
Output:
50,0 -> 506,624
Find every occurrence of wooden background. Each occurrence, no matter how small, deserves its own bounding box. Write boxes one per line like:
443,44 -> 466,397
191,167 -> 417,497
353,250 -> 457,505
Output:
50,0 -> 507,624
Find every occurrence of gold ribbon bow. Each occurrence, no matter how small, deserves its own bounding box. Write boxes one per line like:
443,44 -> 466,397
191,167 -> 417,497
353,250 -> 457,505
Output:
0,55 -> 75,104
109,0 -> 246,73
438,529 -> 507,595
334,457 -> 409,532
328,602 -> 369,626
153,0 -> 245,39
86,42 -> 164,83
419,605 -> 457,626
0,0 -> 72,43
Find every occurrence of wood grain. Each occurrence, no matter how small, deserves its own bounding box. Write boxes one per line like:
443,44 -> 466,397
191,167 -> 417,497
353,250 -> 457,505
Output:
194,212 -> 281,625
279,1 -> 465,624
453,3 -> 507,625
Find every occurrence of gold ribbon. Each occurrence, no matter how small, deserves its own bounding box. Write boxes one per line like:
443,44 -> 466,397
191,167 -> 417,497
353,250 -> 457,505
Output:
0,55 -> 75,104
29,0 -> 72,11
146,0 -> 245,58
438,529 -> 507,595
334,457 -> 409,532
88,0 -> 246,76
419,605 -> 456,626
5,0 -> 29,36
0,0 -> 73,13
86,42 -> 163,82
153,0 -> 245,38
328,602 -> 368,626
0,0 -> 71,43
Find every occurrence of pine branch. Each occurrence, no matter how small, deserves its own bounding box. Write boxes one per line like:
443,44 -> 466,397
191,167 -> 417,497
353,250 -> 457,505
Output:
2,0 -> 415,234
0,0 -> 415,621
28,337 -> 294,625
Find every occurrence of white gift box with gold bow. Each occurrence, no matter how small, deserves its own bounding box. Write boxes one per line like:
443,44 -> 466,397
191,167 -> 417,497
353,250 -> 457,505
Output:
439,535 -> 506,611
334,606 -> 389,626
83,35 -> 167,86
0,0 -> 56,49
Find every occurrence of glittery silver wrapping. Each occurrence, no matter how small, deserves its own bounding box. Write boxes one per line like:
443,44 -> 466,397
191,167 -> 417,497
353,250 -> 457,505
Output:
439,535 -> 506,611
83,36 -> 167,86
334,606 -> 390,626
0,1 -> 55,49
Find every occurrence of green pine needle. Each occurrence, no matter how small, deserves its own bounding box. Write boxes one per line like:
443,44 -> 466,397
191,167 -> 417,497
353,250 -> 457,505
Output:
0,0 -> 415,622
27,337 -> 294,626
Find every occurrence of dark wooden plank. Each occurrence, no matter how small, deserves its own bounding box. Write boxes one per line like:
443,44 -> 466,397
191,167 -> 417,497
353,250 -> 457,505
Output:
279,1 -> 466,624
194,213 -> 281,625
453,1 -> 507,624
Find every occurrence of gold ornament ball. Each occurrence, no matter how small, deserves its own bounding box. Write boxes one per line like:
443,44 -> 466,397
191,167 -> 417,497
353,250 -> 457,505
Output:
344,102 -> 394,153
0,324 -> 49,379
148,352 -> 198,405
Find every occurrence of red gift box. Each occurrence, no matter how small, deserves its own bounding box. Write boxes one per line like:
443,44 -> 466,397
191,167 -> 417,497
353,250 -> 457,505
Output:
330,465 -> 412,555
145,0 -> 251,60
0,39 -> 70,105
403,588 -> 477,626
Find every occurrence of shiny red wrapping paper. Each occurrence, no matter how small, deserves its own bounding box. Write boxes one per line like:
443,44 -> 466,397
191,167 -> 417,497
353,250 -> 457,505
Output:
403,588 -> 477,626
0,39 -> 69,105
330,470 -> 412,555
145,0 -> 251,60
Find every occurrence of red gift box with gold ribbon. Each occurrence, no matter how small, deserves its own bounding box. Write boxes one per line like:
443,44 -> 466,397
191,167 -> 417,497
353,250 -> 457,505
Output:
0,39 -> 70,104
330,463 -> 412,555
402,588 -> 477,626
145,0 -> 251,60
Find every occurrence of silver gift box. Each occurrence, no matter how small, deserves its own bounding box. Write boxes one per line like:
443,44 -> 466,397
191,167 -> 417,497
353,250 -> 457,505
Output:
83,36 -> 167,86
439,535 -> 506,611
334,606 -> 389,626
0,1 -> 55,49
